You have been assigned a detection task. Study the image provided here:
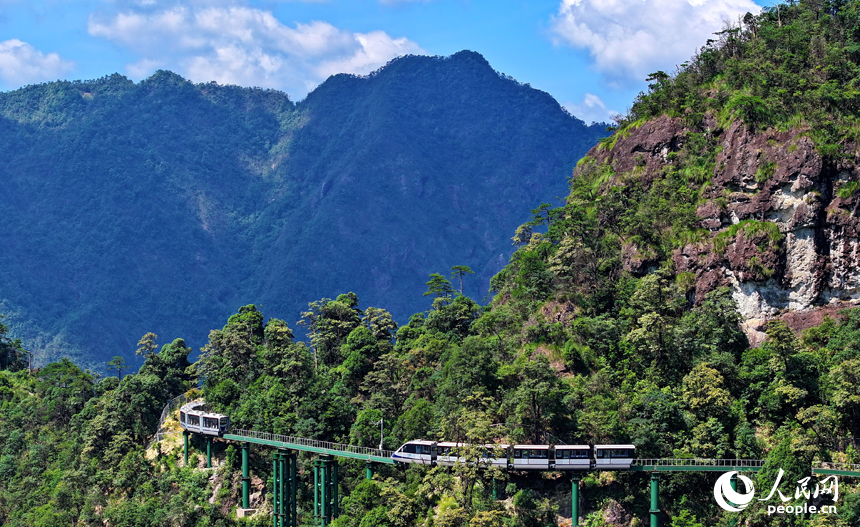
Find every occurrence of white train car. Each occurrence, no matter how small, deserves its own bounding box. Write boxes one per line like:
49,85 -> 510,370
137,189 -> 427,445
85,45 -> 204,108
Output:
511,445 -> 550,470
593,444 -> 636,469
481,444 -> 510,469
391,440 -> 435,465
553,445 -> 591,470
179,401 -> 229,436
391,441 -> 636,471
436,442 -> 464,467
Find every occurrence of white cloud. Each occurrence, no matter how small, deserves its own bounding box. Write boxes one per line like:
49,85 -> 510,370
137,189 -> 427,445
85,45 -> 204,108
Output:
88,5 -> 425,97
551,0 -> 759,86
0,39 -> 76,88
565,93 -> 616,124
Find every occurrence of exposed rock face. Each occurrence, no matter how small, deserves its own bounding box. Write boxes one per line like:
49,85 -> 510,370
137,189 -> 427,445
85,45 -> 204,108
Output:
580,115 -> 860,342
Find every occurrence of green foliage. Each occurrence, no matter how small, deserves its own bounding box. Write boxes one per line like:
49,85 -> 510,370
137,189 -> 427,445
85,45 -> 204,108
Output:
713,220 -> 784,254
621,1 -> 860,158
0,314 -> 27,371
0,52 -> 608,370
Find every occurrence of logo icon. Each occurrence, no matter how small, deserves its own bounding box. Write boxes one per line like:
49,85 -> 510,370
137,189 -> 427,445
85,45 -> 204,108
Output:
714,471 -> 756,512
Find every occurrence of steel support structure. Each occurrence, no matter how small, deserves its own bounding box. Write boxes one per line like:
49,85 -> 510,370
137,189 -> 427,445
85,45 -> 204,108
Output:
242,443 -> 250,509
206,437 -> 212,468
571,475 -> 580,527
650,473 -> 660,527
183,431 -> 189,465
273,450 -> 297,527
365,461 -> 373,480
314,456 -> 339,526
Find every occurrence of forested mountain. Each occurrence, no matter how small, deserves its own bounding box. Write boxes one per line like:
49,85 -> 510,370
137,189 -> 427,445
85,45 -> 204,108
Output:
0,51 -> 606,368
7,2 -> 860,527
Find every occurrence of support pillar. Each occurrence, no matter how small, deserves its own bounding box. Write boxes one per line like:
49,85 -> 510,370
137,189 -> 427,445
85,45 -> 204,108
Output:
319,458 -> 328,527
492,477 -> 498,500
273,451 -> 297,527
650,473 -> 660,527
273,453 -> 281,527
183,431 -> 189,465
289,452 -> 298,527
728,474 -> 738,527
365,461 -> 373,480
331,457 -> 339,519
313,459 -> 320,525
572,475 -> 580,527
242,443 -> 250,509
313,456 -> 338,526
206,437 -> 212,468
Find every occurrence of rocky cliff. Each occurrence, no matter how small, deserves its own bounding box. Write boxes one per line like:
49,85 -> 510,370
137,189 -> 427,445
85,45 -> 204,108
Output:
578,115 -> 860,344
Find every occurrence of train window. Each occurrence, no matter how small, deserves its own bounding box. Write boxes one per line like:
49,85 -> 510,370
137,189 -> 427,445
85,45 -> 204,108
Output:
557,450 -> 568,459
418,445 -> 431,455
574,450 -> 588,458
530,450 -> 548,459
513,449 -> 523,459
180,412 -> 186,423
220,417 -> 228,426
189,415 -> 200,426
203,417 -> 218,429
403,444 -> 417,454
595,449 -> 606,458
610,449 -> 632,458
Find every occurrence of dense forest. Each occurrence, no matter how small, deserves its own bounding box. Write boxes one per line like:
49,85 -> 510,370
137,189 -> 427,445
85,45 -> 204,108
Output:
0,51 -> 606,370
6,1 -> 860,526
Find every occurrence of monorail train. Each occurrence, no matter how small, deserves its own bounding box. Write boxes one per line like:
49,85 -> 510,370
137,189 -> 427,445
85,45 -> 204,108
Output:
392,441 -> 635,470
178,401 -> 230,436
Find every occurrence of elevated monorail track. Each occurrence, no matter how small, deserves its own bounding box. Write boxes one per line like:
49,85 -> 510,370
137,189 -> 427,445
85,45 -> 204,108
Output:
159,396 -> 860,527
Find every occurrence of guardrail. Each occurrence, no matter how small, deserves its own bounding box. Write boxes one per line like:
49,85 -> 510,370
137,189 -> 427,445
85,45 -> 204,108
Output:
146,392 -> 196,450
227,429 -> 395,459
630,458 -> 766,472
813,461 -> 860,475
633,458 -> 766,467
151,431 -> 181,444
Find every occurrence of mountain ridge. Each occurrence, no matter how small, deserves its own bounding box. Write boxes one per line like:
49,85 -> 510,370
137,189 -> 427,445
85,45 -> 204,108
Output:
0,51 -> 607,368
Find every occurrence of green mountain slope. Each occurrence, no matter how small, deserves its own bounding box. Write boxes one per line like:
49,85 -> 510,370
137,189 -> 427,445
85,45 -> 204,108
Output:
0,52 -> 606,368
6,4 -> 860,526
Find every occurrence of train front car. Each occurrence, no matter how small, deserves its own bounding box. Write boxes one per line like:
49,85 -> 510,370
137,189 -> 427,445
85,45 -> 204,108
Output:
553,445 -> 591,470
593,444 -> 636,469
179,402 -> 229,437
392,440 -> 436,465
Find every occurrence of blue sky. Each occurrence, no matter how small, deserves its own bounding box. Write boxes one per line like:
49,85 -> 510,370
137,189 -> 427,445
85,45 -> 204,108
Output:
1,0 -> 768,123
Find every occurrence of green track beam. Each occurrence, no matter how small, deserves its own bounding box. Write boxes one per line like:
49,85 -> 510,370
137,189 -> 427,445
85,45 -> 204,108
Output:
242,443 -> 250,509
650,473 -> 660,527
572,475 -> 580,527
